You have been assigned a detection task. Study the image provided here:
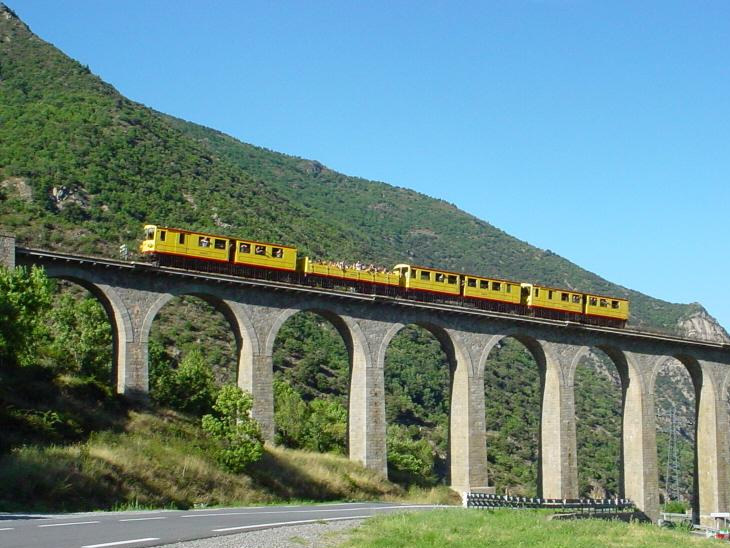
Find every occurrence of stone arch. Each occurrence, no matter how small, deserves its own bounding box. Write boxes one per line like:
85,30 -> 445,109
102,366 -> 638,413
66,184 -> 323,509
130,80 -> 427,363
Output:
477,328 -> 551,380
264,306 -> 369,368
265,304 -> 377,465
141,286 -> 257,391
376,318 -> 482,491
40,268 -> 132,393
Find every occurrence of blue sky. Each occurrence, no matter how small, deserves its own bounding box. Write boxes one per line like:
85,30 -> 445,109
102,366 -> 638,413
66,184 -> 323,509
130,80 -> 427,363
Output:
11,1 -> 730,331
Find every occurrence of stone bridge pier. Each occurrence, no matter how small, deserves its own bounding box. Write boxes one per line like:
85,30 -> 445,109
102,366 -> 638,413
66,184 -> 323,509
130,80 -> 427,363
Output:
6,240 -> 730,525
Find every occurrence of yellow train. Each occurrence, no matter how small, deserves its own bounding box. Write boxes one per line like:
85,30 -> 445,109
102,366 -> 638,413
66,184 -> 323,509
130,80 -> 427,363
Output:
140,224 -> 629,328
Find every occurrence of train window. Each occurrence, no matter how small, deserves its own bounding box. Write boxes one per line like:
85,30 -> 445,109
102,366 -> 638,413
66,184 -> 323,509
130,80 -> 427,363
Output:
535,288 -> 540,297
492,282 -> 501,291
272,247 -> 283,258
561,293 -> 569,302
178,233 -> 185,245
548,290 -> 553,299
214,239 -> 226,250
448,275 -> 457,284
480,280 -> 488,289
255,245 -> 266,256
160,230 -> 166,241
572,295 -> 581,303
612,300 -> 620,309
600,299 -> 608,307
590,297 -> 597,306
198,236 -> 210,247
145,227 -> 155,240
435,273 -> 445,283
420,270 -> 430,281
467,278 -> 477,288
506,285 -> 511,293
239,242 -> 250,253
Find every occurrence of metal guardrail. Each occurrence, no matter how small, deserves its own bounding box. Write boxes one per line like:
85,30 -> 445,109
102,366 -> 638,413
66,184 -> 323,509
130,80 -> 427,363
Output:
465,493 -> 635,513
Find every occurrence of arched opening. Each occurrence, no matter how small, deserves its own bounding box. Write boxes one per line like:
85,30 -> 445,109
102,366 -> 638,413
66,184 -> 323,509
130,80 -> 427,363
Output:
483,336 -> 541,496
0,274 -> 119,450
148,294 -> 239,415
383,324 -> 450,486
271,310 -> 349,455
44,279 -> 114,386
574,347 -> 622,498
654,357 -> 696,515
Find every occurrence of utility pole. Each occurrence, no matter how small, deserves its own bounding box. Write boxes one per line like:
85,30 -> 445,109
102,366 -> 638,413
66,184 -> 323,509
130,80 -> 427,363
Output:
664,405 -> 681,502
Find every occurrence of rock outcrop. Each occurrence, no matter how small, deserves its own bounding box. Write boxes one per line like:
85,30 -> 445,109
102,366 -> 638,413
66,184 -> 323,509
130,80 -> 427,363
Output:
677,305 -> 730,343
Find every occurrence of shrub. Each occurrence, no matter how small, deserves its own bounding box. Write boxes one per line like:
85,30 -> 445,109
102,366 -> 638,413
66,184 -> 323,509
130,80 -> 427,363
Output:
201,385 -> 263,472
387,424 -> 435,485
304,398 -> 347,454
150,349 -> 217,416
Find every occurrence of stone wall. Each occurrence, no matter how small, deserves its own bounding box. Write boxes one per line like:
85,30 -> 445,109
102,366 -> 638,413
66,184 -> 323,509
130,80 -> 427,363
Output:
0,234 -> 15,268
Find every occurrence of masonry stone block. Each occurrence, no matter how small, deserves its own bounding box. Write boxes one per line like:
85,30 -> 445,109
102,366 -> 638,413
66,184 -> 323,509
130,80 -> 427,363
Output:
0,235 -> 15,269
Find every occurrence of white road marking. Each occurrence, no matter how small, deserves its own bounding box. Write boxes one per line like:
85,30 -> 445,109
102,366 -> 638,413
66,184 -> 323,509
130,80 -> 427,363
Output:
118,517 -> 167,522
38,520 -> 100,528
82,538 -> 160,548
183,504 -> 441,519
212,514 -> 370,532
0,527 -> 14,531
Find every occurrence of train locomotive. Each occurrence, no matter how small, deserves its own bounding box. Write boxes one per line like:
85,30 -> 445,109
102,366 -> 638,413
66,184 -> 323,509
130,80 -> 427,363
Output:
140,224 -> 629,328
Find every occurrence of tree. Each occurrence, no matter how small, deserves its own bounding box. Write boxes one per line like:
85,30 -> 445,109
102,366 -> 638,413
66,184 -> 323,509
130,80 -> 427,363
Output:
202,385 -> 264,472
45,292 -> 112,381
0,266 -> 53,367
273,378 -> 309,448
387,424 -> 436,485
304,398 -> 347,454
150,348 -> 217,416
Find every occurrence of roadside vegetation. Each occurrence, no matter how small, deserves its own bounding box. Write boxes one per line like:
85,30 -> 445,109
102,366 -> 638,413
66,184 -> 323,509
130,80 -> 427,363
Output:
0,266 -> 456,512
338,509 -> 718,548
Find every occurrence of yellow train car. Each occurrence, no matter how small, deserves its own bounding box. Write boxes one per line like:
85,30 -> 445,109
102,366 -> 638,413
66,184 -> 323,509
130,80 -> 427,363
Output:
584,293 -> 629,326
233,239 -> 297,272
140,225 -> 297,272
521,283 -> 585,317
140,225 -> 229,264
393,264 -> 461,297
462,274 -> 522,307
297,257 -> 400,288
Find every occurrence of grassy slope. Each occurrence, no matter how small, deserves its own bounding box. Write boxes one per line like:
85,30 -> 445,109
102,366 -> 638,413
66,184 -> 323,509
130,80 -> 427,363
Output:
0,5 -> 703,333
0,409 -> 457,512
339,509 -> 720,548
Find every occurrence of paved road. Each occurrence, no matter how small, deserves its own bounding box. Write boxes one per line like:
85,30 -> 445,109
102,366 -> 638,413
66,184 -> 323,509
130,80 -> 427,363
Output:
0,502 -> 442,548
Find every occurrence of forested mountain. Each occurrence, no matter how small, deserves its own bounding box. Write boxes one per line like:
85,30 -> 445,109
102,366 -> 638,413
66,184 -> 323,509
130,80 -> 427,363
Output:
0,4 -> 721,503
0,4 -> 724,335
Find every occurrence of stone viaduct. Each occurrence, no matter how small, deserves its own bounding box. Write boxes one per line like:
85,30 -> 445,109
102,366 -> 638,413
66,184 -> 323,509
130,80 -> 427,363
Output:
3,237 -> 730,524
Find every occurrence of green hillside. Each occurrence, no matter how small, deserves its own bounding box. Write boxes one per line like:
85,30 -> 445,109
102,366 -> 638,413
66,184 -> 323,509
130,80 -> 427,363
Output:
0,3 -> 705,333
